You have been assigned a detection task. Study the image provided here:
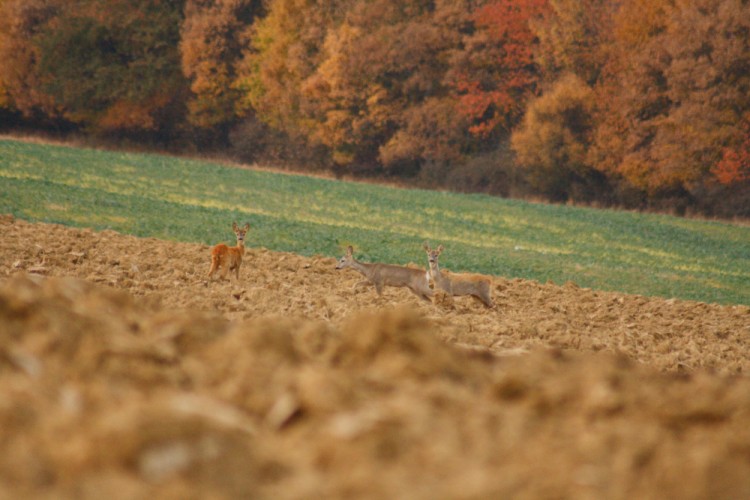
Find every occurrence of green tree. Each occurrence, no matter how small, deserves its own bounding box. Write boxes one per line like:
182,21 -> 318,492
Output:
0,0 -> 188,135
36,0 -> 187,134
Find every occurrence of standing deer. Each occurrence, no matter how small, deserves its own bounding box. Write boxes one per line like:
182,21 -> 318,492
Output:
335,245 -> 433,302
423,242 -> 493,308
208,222 -> 250,281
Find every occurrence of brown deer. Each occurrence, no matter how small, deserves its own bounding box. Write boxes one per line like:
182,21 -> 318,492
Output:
335,245 -> 433,302
423,242 -> 493,307
208,222 -> 250,281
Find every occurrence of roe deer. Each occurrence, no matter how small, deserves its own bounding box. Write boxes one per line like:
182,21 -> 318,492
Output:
423,242 -> 493,307
335,245 -> 433,302
208,222 -> 250,281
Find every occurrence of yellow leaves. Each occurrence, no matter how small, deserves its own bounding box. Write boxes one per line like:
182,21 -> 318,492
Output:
331,149 -> 355,166
512,74 -> 594,174
613,0 -> 672,47
180,0 -> 260,128
321,110 -> 353,148
379,130 -> 421,167
618,156 -> 656,193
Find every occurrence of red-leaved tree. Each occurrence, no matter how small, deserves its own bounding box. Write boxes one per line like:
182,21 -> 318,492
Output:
452,0 -> 549,138
712,115 -> 750,186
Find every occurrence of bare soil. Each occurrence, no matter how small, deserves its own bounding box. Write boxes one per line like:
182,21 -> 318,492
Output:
1,215 -> 750,499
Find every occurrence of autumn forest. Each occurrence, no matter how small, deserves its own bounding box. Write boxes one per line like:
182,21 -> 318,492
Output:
1,0 -> 748,217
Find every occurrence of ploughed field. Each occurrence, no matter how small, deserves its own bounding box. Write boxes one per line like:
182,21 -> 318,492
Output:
2,215 -> 750,498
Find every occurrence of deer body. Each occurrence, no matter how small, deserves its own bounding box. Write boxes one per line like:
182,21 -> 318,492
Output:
208,222 -> 250,281
336,246 -> 433,302
424,243 -> 493,308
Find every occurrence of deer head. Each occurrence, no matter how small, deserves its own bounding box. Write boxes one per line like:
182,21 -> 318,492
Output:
423,242 -> 443,266
336,245 -> 355,270
232,221 -> 250,243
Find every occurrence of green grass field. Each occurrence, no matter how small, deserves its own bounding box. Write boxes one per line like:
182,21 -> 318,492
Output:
1,138 -> 748,305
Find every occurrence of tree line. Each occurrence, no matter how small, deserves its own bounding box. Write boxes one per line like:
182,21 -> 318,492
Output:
1,0 -> 748,217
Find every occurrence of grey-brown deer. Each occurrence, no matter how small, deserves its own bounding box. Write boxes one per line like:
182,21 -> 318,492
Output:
208,222 -> 250,281
335,245 -> 433,302
423,242 -> 493,307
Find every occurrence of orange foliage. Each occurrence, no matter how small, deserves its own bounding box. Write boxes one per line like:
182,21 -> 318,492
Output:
712,116 -> 750,186
454,0 -> 549,137
97,94 -> 171,131
246,0 -> 475,170
713,150 -> 750,185
0,0 -> 63,117
613,0 -> 671,46
590,0 -> 750,198
533,0 -> 618,85
475,0 -> 546,62
236,0 -> 346,138
180,0 -> 261,129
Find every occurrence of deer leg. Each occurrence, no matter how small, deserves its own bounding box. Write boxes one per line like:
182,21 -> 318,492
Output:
407,285 -> 431,302
208,257 -> 219,279
353,279 -> 371,290
471,293 -> 493,308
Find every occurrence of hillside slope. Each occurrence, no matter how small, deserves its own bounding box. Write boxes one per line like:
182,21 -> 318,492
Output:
2,215 -> 750,498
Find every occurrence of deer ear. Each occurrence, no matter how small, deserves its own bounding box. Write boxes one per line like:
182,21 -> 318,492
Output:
243,223 -> 250,231
437,245 -> 444,254
423,241 -> 430,251
347,245 -> 353,255
232,221 -> 238,230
